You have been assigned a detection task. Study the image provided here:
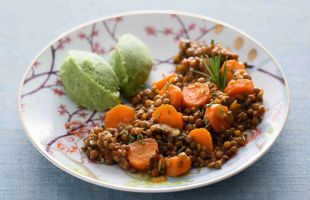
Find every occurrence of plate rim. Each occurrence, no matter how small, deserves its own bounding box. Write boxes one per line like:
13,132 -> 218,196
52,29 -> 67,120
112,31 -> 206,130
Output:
18,10 -> 290,193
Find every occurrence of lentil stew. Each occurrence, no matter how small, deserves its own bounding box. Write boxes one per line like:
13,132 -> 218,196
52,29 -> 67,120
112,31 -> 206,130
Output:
82,39 -> 265,179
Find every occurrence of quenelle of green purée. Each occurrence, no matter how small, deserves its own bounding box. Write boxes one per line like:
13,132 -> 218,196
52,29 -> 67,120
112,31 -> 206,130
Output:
110,34 -> 153,97
60,50 -> 120,110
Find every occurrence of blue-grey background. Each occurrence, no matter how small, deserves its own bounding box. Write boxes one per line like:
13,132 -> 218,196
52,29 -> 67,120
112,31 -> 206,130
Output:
1,0 -> 309,199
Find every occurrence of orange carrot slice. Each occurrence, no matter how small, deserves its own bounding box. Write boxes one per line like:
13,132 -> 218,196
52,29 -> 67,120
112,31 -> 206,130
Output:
224,79 -> 254,97
128,138 -> 158,170
160,84 -> 183,108
152,104 -> 183,129
220,60 -> 246,82
166,153 -> 192,177
105,104 -> 136,128
153,73 -> 177,90
204,104 -> 230,132
182,83 -> 210,108
189,128 -> 213,151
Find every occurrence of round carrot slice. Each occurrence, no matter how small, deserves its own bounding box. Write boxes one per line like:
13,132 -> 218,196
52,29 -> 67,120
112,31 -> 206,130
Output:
224,79 -> 254,97
160,84 -> 183,108
166,153 -> 191,177
204,104 -> 230,132
152,104 -> 183,129
220,60 -> 246,82
189,128 -> 213,151
182,83 -> 210,108
105,104 -> 136,128
128,138 -> 158,170
152,73 -> 177,90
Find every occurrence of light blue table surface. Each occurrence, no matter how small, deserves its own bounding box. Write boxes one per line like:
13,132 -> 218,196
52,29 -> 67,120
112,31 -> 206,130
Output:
1,0 -> 309,199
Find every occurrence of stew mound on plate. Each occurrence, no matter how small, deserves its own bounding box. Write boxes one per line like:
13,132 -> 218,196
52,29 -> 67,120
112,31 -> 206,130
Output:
81,39 -> 265,180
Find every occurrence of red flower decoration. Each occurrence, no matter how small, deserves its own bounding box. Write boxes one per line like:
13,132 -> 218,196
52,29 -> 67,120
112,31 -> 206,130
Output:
65,121 -> 86,137
65,137 -> 75,142
56,42 -> 64,50
55,79 -> 63,86
59,104 -> 66,110
145,26 -> 156,36
93,42 -> 105,55
199,27 -> 208,34
163,27 -> 173,35
58,104 -> 67,115
99,114 -> 105,122
178,28 -> 186,34
78,111 -> 87,119
52,88 -> 65,96
68,145 -> 78,153
188,23 -> 196,31
56,142 -> 65,151
91,30 -> 99,37
115,17 -> 122,22
64,36 -> 71,43
174,35 -> 181,42
77,32 -> 86,39
32,61 -> 40,68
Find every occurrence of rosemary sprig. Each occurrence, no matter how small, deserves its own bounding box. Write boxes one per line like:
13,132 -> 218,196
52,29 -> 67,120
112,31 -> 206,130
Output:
203,118 -> 210,128
190,69 -> 210,78
201,54 -> 228,91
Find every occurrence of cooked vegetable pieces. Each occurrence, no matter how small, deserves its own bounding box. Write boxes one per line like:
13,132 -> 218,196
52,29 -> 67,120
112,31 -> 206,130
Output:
152,104 -> 183,129
166,153 -> 191,177
153,73 -> 177,90
160,84 -> 183,108
189,128 -> 213,151
204,104 -> 230,132
182,83 -> 210,107
225,79 -> 254,96
220,60 -> 246,82
105,104 -> 136,128
128,138 -> 158,170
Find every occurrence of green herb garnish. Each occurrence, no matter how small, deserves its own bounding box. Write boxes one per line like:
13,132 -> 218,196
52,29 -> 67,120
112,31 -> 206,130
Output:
164,81 -> 171,91
137,134 -> 145,144
205,102 -> 214,108
157,112 -> 161,119
126,132 -> 134,143
201,54 -> 227,91
210,39 -> 215,46
211,93 -> 217,98
190,69 -> 210,78
203,119 -> 210,128
119,129 -> 128,135
137,134 -> 144,140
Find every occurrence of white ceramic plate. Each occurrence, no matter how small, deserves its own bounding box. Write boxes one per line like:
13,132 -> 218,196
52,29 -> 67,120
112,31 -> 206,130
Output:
18,10 -> 289,193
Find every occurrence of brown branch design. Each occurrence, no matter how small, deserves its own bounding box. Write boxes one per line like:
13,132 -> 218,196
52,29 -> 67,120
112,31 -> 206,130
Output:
53,138 -> 99,179
46,107 -> 101,152
22,46 -> 57,98
257,68 -> 285,84
102,17 -> 122,43
21,37 -> 73,99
